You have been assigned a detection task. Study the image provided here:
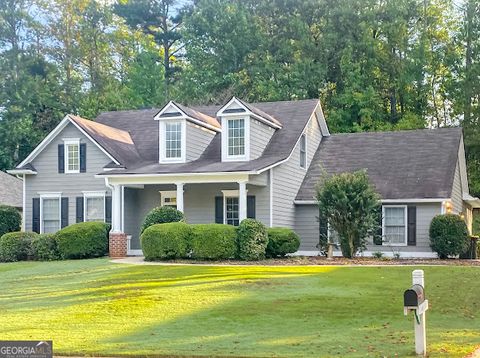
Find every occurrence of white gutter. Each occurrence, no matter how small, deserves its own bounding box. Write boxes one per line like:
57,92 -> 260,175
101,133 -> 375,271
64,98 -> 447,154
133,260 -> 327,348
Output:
7,169 -> 37,175
294,198 -> 449,205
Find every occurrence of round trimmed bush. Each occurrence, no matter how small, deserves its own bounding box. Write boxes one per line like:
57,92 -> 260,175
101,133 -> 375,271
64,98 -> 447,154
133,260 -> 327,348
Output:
141,222 -> 191,260
30,234 -> 60,261
429,214 -> 469,259
237,219 -> 268,261
141,206 -> 185,234
266,227 -> 300,258
0,205 -> 22,237
190,224 -> 237,260
55,222 -> 110,259
0,231 -> 38,262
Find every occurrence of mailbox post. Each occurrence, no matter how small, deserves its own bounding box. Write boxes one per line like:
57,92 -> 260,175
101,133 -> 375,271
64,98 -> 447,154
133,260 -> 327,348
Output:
403,269 -> 428,356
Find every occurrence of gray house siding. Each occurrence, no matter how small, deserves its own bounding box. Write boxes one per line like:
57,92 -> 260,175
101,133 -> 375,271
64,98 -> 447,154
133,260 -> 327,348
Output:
124,181 -> 270,250
25,123 -> 111,231
250,119 -> 275,160
294,202 -> 441,254
186,122 -> 216,161
273,114 -> 323,228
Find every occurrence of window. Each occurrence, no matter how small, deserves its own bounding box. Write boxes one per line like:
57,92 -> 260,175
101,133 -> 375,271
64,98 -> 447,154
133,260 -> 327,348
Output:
225,197 -> 239,226
222,190 -> 244,226
64,139 -> 80,173
165,122 -> 182,158
227,118 -> 245,157
300,134 -> 307,169
160,191 -> 177,209
160,120 -> 185,163
383,206 -> 407,245
41,194 -> 61,233
84,192 -> 105,222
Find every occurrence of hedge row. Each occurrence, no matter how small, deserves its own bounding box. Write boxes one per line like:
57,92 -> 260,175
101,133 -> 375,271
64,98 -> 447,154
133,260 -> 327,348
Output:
141,219 -> 300,261
0,222 -> 110,262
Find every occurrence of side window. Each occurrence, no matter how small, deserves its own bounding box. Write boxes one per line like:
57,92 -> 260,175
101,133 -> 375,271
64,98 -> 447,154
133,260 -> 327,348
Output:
300,134 -> 307,169
84,193 -> 105,222
65,140 -> 80,173
40,194 -> 61,233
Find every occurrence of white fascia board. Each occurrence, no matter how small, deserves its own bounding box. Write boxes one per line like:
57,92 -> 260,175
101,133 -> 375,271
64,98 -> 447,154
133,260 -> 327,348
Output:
17,114 -> 121,168
294,198 -> 448,205
7,169 -> 37,175
315,101 -> 330,136
216,97 -> 248,117
100,172 -> 252,185
154,101 -> 183,120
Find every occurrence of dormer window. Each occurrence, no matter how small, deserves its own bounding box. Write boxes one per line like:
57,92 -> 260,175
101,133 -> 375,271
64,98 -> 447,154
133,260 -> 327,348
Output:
222,116 -> 250,161
228,118 -> 245,156
159,120 -> 186,163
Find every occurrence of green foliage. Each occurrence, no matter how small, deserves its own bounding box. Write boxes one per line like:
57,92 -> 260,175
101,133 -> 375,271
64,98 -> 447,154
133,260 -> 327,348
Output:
190,224 -> 237,260
473,211 -> 480,235
30,234 -> 60,261
266,227 -> 300,258
141,206 -> 185,234
236,219 -> 268,261
55,222 -> 110,259
0,205 -> 22,237
372,251 -> 384,259
429,214 -> 469,259
0,231 -> 38,262
141,222 -> 191,260
316,170 -> 380,258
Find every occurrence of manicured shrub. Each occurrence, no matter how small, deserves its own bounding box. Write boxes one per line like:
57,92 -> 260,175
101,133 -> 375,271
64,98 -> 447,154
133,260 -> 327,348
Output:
0,231 -> 38,262
429,214 -> 469,259
30,234 -> 60,261
141,222 -> 191,260
190,224 -> 237,260
0,205 -> 22,237
266,227 -> 300,258
141,206 -> 185,233
237,219 -> 268,261
55,222 -> 110,259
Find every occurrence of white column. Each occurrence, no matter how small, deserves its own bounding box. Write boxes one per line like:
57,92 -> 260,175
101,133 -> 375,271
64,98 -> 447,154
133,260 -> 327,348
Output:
176,183 -> 184,212
238,181 -> 247,222
412,269 -> 427,356
112,184 -> 122,233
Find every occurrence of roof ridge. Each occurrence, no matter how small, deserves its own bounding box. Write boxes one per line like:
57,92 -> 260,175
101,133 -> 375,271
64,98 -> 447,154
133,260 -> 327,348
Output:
328,127 -> 462,137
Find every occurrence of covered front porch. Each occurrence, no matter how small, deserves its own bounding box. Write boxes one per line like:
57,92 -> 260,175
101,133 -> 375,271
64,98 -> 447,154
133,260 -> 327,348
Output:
105,172 -> 270,256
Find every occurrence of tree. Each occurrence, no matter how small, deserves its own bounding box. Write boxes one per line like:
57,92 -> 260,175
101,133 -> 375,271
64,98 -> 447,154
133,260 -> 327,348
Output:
114,0 -> 186,99
316,170 -> 380,258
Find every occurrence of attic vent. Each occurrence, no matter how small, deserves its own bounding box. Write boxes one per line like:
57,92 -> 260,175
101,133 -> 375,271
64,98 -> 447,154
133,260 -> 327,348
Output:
223,108 -> 246,114
159,112 -> 183,118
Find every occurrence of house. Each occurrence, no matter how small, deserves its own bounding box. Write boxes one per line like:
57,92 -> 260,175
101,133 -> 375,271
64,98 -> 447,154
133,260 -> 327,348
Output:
0,170 -> 23,212
8,97 -> 480,258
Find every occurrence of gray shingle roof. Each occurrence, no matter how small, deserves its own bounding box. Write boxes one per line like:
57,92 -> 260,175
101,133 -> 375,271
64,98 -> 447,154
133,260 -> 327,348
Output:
296,127 -> 463,201
95,99 -> 319,174
0,171 -> 22,208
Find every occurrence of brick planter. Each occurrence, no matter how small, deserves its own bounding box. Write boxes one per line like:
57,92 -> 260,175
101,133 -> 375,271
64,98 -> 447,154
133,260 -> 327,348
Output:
109,232 -> 127,258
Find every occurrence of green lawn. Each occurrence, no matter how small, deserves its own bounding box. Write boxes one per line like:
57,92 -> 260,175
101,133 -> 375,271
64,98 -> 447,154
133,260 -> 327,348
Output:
0,259 -> 479,357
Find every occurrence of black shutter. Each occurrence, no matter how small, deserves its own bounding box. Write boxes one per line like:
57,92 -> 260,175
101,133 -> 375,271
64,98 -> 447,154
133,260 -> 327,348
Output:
407,206 -> 417,246
373,206 -> 383,245
32,198 -> 40,233
105,196 -> 112,224
247,196 -> 256,219
58,144 -> 64,173
80,143 -> 86,173
61,197 -> 69,228
76,197 -> 84,223
215,196 -> 223,224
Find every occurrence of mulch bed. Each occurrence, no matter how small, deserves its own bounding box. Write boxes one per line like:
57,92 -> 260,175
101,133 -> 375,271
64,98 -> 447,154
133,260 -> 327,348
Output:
153,256 -> 480,266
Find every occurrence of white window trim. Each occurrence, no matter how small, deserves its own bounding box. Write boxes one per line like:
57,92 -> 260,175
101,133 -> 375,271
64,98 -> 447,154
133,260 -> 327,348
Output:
382,205 -> 408,246
39,192 -> 62,234
300,133 -> 307,170
83,191 -> 106,222
221,116 -> 250,162
63,138 -> 80,174
159,190 -> 177,207
159,119 -> 186,163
